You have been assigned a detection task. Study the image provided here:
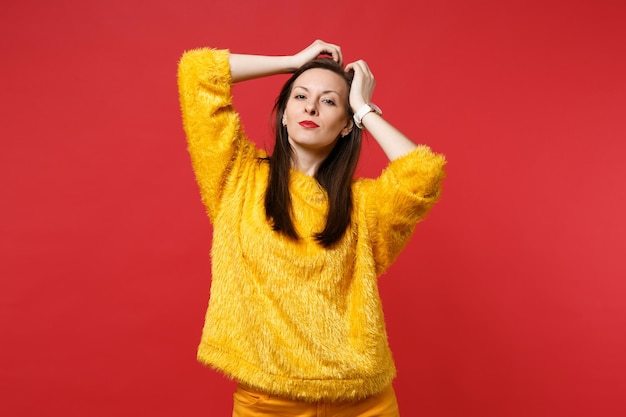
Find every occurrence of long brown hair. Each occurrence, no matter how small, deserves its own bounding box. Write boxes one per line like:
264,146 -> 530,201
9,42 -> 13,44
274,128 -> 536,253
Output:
264,59 -> 363,248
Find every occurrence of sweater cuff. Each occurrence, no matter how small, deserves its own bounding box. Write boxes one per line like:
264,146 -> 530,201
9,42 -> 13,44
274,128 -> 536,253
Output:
383,145 -> 446,199
179,47 -> 233,86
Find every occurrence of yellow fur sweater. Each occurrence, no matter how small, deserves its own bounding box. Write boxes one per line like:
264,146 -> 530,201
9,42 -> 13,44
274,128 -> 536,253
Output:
178,48 -> 446,402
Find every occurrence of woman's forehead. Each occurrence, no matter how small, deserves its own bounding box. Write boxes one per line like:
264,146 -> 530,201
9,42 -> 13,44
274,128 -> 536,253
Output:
293,68 -> 347,94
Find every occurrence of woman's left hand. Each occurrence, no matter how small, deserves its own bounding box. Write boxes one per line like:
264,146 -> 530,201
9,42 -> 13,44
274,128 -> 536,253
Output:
345,60 -> 376,112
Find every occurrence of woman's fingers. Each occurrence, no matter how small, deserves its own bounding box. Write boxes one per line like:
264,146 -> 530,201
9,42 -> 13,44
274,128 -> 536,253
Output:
346,60 -> 376,109
311,39 -> 343,65
293,40 -> 343,67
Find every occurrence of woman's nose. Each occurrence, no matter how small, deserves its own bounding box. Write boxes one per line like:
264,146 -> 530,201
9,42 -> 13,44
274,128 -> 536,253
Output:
305,101 -> 317,115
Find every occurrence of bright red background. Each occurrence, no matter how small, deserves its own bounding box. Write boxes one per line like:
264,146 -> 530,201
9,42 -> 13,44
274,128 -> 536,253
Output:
2,0 -> 625,416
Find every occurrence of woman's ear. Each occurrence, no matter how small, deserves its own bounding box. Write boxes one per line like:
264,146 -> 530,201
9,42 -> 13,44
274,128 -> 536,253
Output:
341,120 -> 354,137
282,114 -> 287,126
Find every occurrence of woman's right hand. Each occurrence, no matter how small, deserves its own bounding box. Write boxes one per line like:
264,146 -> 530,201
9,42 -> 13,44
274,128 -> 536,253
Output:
290,40 -> 343,69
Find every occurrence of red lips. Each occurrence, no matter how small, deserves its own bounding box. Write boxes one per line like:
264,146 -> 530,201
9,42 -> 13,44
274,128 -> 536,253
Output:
299,120 -> 319,128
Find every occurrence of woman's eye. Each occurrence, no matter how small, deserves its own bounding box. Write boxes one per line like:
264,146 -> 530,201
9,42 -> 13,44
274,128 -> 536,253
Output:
322,99 -> 336,106
294,94 -> 306,100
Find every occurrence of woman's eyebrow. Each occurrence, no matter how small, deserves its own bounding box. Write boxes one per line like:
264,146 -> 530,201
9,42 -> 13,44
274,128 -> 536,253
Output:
293,85 -> 340,95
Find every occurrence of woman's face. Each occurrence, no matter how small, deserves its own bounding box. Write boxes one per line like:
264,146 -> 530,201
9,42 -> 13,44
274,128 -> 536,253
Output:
283,68 -> 352,157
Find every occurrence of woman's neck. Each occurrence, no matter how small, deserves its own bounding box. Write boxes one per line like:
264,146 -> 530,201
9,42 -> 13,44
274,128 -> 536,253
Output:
291,157 -> 321,176
289,143 -> 334,177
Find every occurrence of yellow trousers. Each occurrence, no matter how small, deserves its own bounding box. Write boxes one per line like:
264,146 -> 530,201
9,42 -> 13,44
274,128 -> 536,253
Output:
232,384 -> 400,417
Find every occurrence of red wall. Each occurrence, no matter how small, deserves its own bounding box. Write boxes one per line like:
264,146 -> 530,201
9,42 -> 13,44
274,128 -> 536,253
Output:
2,0 -> 625,416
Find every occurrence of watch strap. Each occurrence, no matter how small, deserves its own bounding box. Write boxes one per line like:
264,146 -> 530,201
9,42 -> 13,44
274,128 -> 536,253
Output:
353,103 -> 382,129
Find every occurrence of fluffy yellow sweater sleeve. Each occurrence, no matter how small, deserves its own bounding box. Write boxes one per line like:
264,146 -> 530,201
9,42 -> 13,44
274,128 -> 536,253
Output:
178,48 -> 446,402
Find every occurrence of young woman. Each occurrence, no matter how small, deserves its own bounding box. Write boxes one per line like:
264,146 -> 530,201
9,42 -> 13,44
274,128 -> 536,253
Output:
178,40 -> 446,416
